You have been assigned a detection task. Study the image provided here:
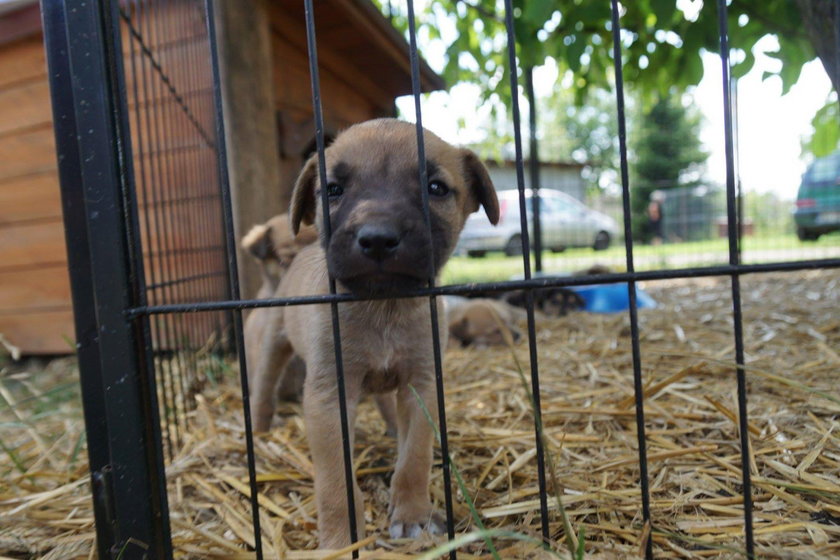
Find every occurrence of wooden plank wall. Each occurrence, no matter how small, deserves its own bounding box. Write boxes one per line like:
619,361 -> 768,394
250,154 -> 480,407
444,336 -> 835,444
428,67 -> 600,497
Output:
266,0 -> 396,232
0,18 -> 229,354
0,35 -> 75,354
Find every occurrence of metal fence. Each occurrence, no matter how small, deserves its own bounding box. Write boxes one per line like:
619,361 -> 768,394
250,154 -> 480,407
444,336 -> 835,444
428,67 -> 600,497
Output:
43,0 -> 235,556
42,0 -> 840,559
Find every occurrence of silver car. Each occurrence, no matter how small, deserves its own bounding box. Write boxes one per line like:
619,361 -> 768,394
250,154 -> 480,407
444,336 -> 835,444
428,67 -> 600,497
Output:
456,189 -> 619,257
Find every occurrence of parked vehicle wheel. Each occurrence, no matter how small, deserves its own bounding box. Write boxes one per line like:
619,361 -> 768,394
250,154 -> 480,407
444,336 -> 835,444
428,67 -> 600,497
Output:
796,227 -> 820,241
504,235 -> 523,256
467,250 -> 487,258
593,231 -> 611,251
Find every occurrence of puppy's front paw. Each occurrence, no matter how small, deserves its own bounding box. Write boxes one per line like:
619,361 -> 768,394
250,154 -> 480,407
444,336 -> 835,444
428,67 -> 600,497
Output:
389,510 -> 445,539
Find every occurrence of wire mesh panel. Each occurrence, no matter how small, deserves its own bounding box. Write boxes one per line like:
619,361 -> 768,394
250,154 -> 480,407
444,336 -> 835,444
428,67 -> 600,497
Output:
119,0 -> 231,455
42,0 -> 840,559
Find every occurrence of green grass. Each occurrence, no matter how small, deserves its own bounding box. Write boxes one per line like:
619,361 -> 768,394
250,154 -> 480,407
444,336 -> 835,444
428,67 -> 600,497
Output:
443,232 -> 840,284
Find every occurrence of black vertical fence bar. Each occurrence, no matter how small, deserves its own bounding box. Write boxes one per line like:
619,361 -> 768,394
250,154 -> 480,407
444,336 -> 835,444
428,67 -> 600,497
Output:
130,0 -> 172,449
193,0 -> 225,374
404,0 -> 457,554
179,0 -> 214,381
103,1 -> 174,553
170,0 -> 205,402
186,0 -> 219,380
155,0 -> 200,401
731,78 -> 743,263
42,0 -> 172,557
302,0 -> 360,551
836,0 -> 840,104
502,0 -> 550,544
167,0 -> 198,398
138,0 -> 186,449
176,0 -> 211,377
145,0 -> 182,436
609,2 -> 653,557
204,1 -> 265,557
149,0 -> 193,432
716,1 -> 755,556
524,66 -> 543,271
123,1 -> 176,458
43,4 -> 113,550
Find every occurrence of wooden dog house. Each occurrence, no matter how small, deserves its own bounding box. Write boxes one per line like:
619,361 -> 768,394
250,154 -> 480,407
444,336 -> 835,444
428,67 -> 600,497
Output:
0,0 -> 443,354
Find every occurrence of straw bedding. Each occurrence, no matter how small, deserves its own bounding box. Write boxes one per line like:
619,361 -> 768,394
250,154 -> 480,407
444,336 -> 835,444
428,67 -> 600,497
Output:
1,270 -> 838,559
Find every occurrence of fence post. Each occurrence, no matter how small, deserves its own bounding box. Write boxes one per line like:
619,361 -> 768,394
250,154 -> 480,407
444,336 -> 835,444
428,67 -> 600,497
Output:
42,1 -> 172,558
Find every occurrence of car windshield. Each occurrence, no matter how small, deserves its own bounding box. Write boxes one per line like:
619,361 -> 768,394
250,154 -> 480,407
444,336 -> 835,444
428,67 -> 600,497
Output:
499,190 -> 589,217
542,194 -> 583,214
807,154 -> 840,182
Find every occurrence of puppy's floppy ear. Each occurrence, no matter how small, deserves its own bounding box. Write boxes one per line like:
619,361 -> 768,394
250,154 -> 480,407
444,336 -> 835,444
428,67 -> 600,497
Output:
461,149 -> 500,225
290,155 -> 319,234
241,224 -> 274,260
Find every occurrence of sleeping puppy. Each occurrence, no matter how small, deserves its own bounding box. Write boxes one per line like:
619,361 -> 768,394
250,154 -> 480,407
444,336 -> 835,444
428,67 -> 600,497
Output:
249,119 -> 498,548
242,215 -> 398,434
444,296 -> 525,348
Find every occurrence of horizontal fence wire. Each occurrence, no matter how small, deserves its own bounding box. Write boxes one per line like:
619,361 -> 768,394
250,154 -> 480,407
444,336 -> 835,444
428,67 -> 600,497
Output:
126,258 -> 840,317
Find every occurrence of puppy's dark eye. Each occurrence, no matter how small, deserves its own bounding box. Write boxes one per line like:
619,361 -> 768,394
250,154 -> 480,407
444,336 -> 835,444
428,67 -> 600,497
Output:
428,180 -> 450,197
326,182 -> 344,198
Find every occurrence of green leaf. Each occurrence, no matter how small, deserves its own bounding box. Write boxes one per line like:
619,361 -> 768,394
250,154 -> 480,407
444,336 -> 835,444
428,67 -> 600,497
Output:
522,0 -> 555,27
805,100 -> 840,158
650,0 -> 675,25
682,50 -> 704,87
575,1 -> 611,23
576,525 -> 586,559
565,37 -> 586,73
731,49 -> 755,80
778,59 -> 804,96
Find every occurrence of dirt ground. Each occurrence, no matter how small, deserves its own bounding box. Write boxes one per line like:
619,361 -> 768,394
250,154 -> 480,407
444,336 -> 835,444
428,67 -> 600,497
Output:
1,269 -> 838,559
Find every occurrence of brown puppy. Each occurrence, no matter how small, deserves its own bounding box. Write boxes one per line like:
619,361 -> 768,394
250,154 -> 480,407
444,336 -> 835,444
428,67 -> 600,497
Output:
241,213 -> 319,299
250,119 -> 498,548
244,214 -> 400,434
242,214 -> 316,405
445,296 -> 525,348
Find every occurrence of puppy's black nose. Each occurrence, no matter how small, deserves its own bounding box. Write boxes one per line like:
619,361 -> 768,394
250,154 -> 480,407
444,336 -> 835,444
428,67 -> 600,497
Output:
357,224 -> 400,261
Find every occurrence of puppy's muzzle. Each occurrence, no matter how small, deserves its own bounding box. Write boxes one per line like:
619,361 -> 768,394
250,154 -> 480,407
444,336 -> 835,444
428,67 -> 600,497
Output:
357,224 -> 401,262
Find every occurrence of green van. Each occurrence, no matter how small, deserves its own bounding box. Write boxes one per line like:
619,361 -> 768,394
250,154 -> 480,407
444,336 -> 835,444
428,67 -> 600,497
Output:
794,150 -> 840,241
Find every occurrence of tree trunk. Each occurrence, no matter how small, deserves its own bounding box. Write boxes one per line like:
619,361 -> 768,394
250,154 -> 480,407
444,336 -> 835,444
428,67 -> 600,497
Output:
795,0 -> 840,98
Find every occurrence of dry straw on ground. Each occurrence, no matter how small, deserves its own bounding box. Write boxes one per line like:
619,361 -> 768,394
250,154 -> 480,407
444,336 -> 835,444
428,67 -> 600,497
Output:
1,270 -> 838,559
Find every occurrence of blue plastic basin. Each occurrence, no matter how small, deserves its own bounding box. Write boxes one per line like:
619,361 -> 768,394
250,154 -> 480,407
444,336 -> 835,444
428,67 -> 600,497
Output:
568,283 -> 657,313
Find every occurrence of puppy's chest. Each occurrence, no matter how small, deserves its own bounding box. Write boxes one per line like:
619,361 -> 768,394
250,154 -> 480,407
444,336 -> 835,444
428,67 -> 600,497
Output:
343,306 -> 432,392
359,327 -> 418,389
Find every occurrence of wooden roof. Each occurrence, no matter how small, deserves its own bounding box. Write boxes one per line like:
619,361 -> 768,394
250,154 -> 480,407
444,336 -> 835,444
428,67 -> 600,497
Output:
0,1 -> 39,46
0,0 -> 445,95
270,0 -> 444,96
